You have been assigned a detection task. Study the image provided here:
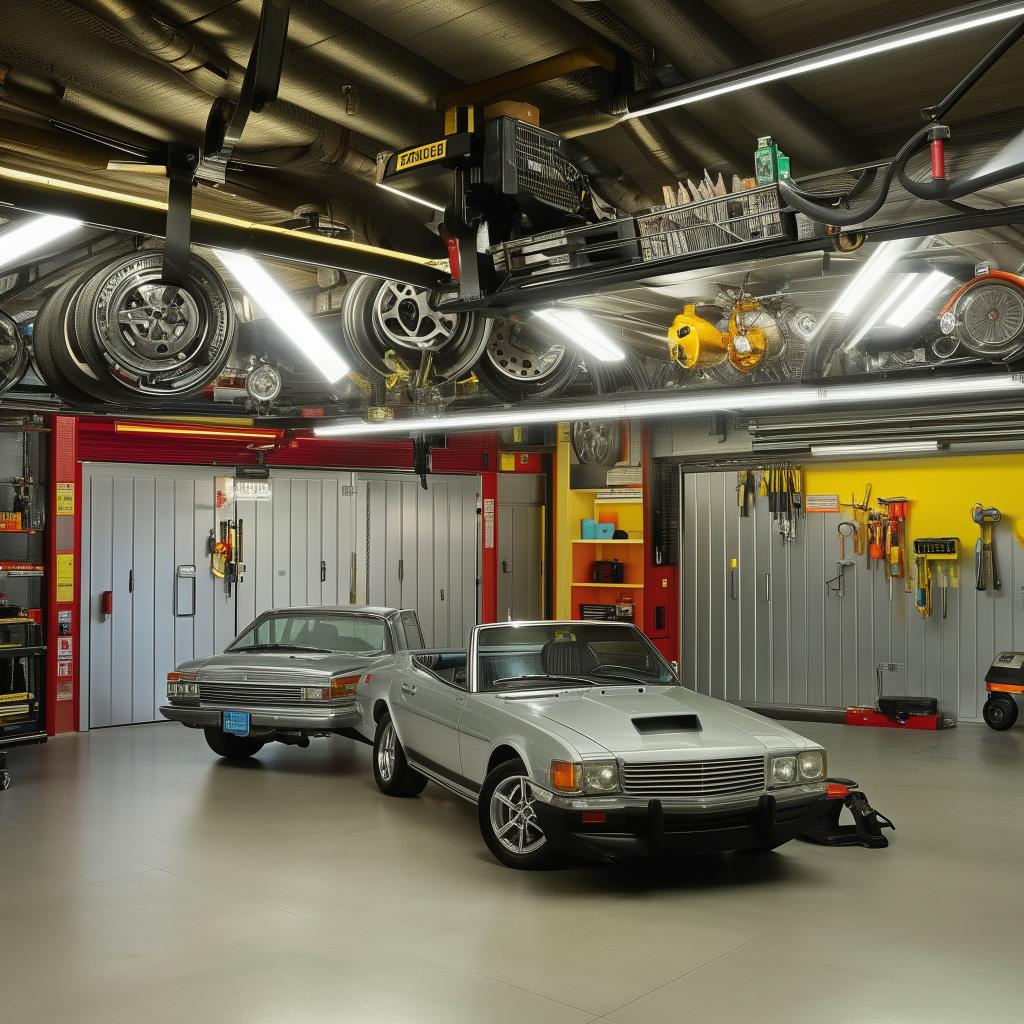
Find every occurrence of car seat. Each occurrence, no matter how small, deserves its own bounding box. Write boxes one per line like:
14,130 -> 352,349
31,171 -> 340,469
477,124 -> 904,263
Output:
541,638 -> 599,677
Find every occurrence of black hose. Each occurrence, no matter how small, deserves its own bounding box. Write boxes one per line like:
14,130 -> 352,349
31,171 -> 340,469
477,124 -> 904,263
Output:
778,126 -> 931,226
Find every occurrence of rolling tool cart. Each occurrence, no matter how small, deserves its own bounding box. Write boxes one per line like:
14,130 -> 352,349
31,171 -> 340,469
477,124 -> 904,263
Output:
982,653 -> 1023,730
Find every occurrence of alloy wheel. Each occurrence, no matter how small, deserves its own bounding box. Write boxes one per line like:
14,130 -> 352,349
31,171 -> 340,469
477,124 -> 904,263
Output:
377,720 -> 397,782
489,775 -> 546,855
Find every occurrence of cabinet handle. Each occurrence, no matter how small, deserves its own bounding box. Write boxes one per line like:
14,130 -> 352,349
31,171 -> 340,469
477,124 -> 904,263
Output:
440,588 -> 445,601
128,569 -> 134,594
320,560 -> 327,583
764,572 -> 772,603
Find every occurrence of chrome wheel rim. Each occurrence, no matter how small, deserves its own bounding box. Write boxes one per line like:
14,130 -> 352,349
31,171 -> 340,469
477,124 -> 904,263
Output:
372,281 -> 459,353
489,775 -> 546,855
377,721 -> 397,782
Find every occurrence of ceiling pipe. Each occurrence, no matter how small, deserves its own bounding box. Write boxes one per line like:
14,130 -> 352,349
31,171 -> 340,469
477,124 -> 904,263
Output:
546,0 -> 656,68
620,110 -> 745,180
598,0 -> 869,167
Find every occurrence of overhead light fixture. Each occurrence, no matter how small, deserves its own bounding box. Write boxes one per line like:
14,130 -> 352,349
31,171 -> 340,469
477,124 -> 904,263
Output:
0,214 -> 82,271
214,250 -> 350,383
830,241 -> 913,318
810,440 -> 942,457
375,182 -> 445,213
534,309 -> 626,362
114,421 -> 281,441
886,271 -> 954,328
843,273 -> 919,351
314,373 -> 1024,438
623,2 -> 1024,120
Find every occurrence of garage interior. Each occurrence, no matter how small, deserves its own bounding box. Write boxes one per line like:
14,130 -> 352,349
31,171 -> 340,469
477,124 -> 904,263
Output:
2,1 -> 1024,1022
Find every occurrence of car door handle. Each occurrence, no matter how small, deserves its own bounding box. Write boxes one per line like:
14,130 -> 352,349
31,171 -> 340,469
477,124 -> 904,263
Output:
455,696 -> 465,705
401,683 -> 417,696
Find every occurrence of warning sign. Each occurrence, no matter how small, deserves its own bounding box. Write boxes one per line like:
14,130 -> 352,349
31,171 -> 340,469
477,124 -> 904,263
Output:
56,552 -> 74,602
56,482 -> 75,515
805,494 -> 840,513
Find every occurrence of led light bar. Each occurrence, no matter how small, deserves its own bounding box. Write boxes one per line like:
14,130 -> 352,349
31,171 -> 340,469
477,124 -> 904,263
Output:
314,374 -> 1024,438
887,271 -> 954,328
624,2 -> 1024,120
810,440 -> 942,457
0,214 -> 82,270
115,421 -> 281,441
375,182 -> 445,212
534,309 -> 625,362
214,250 -> 350,383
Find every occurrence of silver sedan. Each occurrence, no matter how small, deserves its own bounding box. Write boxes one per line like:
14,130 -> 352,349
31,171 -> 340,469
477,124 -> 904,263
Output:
358,621 -> 833,869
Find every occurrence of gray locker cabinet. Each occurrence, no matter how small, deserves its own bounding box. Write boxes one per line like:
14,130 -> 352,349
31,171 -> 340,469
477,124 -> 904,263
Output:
497,504 -> 543,622
682,468 -> 1024,723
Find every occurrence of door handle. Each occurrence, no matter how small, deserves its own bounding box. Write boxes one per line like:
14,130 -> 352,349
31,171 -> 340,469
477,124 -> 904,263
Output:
439,588 -> 445,601
401,683 -> 417,696
320,560 -> 327,583
764,572 -> 772,603
455,696 -> 465,705
502,560 -> 509,574
128,569 -> 134,594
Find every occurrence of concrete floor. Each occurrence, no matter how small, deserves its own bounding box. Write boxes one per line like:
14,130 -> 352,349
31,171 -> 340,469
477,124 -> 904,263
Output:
1,719 -> 1022,1024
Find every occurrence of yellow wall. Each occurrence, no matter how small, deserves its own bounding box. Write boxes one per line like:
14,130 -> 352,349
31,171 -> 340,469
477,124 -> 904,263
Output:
803,453 -> 1024,548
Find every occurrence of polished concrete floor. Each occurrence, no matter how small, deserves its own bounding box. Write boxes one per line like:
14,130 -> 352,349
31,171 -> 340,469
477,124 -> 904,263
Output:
1,718 -> 1022,1024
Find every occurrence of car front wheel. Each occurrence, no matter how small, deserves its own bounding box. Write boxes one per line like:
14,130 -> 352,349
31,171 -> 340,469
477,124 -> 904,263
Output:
204,727 -> 265,759
478,759 -> 557,870
372,712 -> 427,796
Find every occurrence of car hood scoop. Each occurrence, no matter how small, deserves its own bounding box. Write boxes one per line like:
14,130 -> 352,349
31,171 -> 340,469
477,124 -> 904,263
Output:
631,714 -> 700,734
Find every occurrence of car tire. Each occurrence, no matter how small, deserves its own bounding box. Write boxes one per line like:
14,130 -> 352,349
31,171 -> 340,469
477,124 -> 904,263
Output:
31,275 -> 107,405
472,318 -> 581,403
340,275 -> 488,386
204,727 -> 266,759
478,759 -> 557,870
72,249 -> 236,400
372,712 -> 427,796
983,696 -> 1018,730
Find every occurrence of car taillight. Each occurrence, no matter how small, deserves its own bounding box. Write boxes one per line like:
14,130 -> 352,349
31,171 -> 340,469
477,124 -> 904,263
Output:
329,675 -> 360,698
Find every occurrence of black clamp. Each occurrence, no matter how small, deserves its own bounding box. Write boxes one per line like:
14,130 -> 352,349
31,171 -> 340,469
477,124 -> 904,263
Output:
800,780 -> 895,850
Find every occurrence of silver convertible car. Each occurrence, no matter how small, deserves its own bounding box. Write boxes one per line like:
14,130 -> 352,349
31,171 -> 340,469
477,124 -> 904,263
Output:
161,606 -> 425,757
356,621 -> 834,869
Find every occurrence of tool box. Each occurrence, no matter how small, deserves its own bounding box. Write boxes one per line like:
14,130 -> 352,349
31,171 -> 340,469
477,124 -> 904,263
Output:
982,652 -> 1023,730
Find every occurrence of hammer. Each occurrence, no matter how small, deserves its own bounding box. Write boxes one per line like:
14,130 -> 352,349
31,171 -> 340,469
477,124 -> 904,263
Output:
972,504 -> 1001,591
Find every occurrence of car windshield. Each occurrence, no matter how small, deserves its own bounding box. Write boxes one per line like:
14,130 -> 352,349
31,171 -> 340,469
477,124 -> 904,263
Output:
476,623 -> 676,691
229,612 -> 390,655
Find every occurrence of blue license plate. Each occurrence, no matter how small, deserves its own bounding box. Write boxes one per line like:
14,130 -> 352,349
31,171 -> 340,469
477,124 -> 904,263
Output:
223,711 -> 250,736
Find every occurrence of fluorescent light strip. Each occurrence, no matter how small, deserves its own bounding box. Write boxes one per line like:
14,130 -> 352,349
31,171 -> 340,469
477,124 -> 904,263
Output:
0,214 -> 82,271
625,4 -> 1024,119
831,241 -> 908,317
314,374 -> 1024,438
214,250 -> 350,383
534,309 -> 626,362
375,182 -> 445,213
843,274 -> 918,352
810,440 -> 941,457
887,271 -> 954,328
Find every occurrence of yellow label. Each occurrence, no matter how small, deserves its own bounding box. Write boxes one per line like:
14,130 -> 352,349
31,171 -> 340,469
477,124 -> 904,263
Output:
0,691 -> 29,703
500,453 -> 515,473
395,139 -> 447,171
56,552 -> 74,603
56,481 -> 75,515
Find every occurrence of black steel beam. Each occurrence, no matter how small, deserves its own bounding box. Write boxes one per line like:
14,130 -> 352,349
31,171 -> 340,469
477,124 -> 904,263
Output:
0,167 -> 448,289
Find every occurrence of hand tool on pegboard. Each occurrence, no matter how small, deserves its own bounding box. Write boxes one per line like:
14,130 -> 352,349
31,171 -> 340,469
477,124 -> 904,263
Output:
972,503 -> 1001,591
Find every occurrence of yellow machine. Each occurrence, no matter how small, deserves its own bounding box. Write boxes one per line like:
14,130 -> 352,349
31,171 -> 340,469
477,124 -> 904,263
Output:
727,298 -> 784,372
666,303 -> 729,370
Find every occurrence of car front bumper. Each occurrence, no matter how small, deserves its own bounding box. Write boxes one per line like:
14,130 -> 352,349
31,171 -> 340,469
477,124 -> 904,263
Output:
159,704 -> 361,735
533,788 -> 833,861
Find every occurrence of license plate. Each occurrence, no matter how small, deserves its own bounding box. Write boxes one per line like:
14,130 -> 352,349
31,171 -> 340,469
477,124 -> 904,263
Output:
222,711 -> 250,736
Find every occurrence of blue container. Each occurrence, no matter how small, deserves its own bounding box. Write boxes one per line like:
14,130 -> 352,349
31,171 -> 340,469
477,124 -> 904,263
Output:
595,522 -> 615,539
581,518 -> 597,539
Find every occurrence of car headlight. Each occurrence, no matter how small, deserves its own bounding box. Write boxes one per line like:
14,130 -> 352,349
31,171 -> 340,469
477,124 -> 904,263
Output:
797,750 -> 826,782
166,678 -> 198,699
582,760 -> 620,794
769,755 -> 797,788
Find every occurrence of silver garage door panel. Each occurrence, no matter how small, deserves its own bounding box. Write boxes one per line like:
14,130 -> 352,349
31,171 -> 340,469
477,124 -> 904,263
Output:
81,467 -> 239,730
682,470 -> 1024,723
360,474 -> 480,648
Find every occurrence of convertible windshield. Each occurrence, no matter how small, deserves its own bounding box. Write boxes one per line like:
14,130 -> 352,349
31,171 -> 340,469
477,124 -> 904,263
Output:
476,623 -> 676,692
229,612 -> 390,655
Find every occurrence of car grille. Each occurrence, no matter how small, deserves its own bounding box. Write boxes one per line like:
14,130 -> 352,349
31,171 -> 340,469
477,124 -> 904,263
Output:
197,668 -> 296,683
620,756 -> 766,798
198,682 -> 304,706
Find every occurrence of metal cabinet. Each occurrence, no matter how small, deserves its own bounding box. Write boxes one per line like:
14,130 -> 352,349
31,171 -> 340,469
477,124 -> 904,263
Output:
496,474 -> 545,623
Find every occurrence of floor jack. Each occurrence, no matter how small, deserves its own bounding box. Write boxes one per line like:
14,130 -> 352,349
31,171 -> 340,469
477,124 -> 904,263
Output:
800,778 -> 895,849
845,665 -> 950,730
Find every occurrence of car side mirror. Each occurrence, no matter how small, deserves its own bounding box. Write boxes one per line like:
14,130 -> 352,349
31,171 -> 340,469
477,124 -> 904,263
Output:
453,666 -> 467,687
671,660 -> 679,674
